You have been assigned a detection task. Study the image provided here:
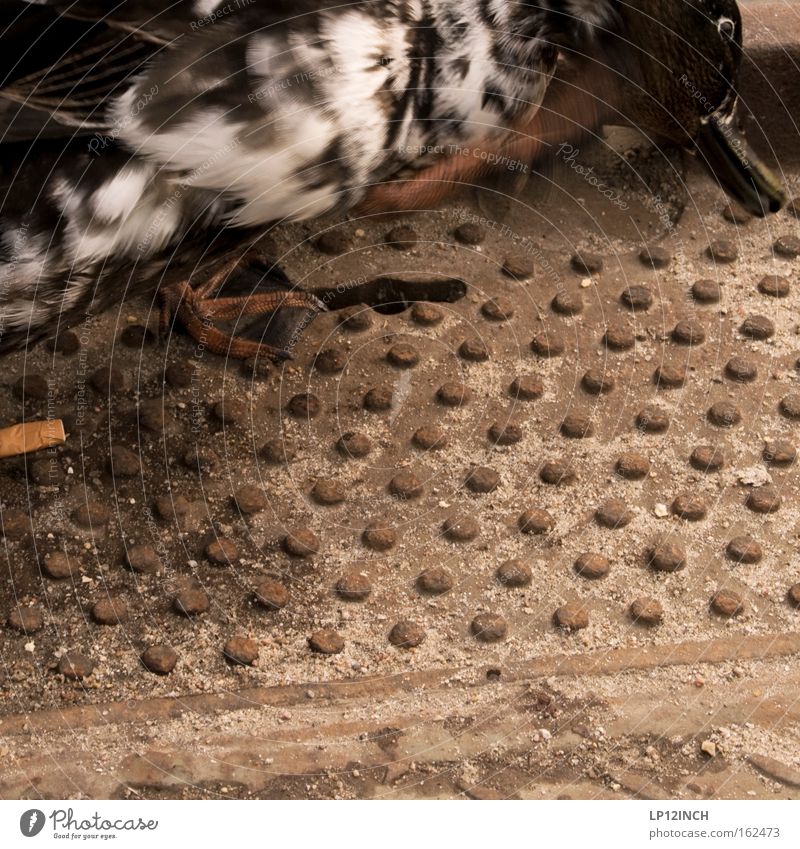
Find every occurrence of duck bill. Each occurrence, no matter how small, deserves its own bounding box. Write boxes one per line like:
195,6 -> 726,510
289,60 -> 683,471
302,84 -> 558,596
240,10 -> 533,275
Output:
694,112 -> 786,217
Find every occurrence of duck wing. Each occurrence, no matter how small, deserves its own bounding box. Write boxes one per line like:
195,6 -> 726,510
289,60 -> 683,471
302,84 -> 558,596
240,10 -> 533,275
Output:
0,1 -> 192,143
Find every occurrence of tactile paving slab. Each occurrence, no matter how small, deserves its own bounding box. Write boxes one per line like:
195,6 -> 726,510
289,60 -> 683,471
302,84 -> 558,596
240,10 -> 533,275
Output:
2,125 -> 800,799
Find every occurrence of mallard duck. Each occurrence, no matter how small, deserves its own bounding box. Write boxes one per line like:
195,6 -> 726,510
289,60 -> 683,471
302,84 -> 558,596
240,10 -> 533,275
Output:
0,0 -> 785,359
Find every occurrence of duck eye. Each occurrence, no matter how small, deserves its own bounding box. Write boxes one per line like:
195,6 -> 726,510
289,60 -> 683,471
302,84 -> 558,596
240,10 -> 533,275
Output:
718,17 -> 735,39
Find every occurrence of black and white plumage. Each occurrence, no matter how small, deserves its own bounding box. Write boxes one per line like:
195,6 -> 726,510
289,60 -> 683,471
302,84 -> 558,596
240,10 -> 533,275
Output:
0,0 -> 785,354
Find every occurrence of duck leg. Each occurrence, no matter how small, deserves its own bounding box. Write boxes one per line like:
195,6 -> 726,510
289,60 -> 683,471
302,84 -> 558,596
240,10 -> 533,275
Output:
159,250 -> 326,360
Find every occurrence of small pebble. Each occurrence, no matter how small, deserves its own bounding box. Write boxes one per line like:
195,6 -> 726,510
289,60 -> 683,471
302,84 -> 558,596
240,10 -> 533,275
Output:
540,459 -> 576,485
707,240 -> 738,263
205,539 -> 239,566
7,606 -> 44,634
639,245 -> 672,269
604,323 -> 635,350
125,544 -> 161,574
690,445 -> 725,472
636,405 -> 670,433
283,528 -> 320,557
488,421 -> 523,445
92,597 -> 129,625
437,382 -> 471,407
595,498 -> 632,529
763,439 -> 796,466
362,523 -> 397,551
173,587 -> 210,616
482,297 -> 515,321
314,346 -> 348,374
339,306 -> 373,332
758,275 -> 790,298
234,484 -> 267,514
311,479 -> 346,506
671,493 -> 708,521
413,425 -> 447,450
454,222 -> 485,245
43,551 -> 75,580
363,386 -> 393,411
503,256 -> 534,280
389,471 -> 424,499
443,514 -> 480,542
387,343 -> 420,368
746,487 -> 781,514
411,303 -> 443,325
509,375 -> 543,401
459,339 -> 490,362
654,363 -> 687,388
779,393 -> 800,420
707,402 -> 741,428
691,279 -> 722,303
287,392 -> 320,418
616,452 -> 650,480
672,319 -> 705,346
552,291 -> 584,316
582,368 -> 615,395
725,356 -> 757,382
560,413 -> 593,439
740,315 -> 774,341
531,332 -> 565,358
620,285 -> 653,311
773,234 -> 800,259
571,252 -> 603,275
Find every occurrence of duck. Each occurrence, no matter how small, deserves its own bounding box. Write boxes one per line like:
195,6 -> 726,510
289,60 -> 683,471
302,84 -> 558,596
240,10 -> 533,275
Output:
0,0 -> 786,360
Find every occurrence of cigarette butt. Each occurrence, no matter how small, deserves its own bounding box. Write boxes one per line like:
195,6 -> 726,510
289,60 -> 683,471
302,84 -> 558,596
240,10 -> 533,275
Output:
0,419 -> 66,459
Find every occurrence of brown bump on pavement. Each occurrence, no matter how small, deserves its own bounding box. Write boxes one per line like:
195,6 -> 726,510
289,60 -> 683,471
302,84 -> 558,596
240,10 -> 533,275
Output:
459,338 -> 490,362
310,479 -> 346,506
385,224 -> 419,250
465,466 -> 500,493
58,652 -> 94,680
212,397 -> 247,425
639,245 -> 672,269
411,303 -> 443,325
509,375 -> 543,400
629,597 -> 663,626
362,522 -> 397,551
692,279 -> 722,303
788,584 -> 800,609
49,329 -> 81,355
616,452 -> 650,480
413,425 -> 447,450
336,572 -> 372,601
339,306 -> 373,332
740,315 -> 774,340
254,579 -> 289,610
389,471 -> 424,499
454,222 -> 485,245
648,541 -> 687,573
182,445 -> 219,474
654,363 -> 687,388
779,393 -> 800,420
417,568 -> 454,595
582,368 -> 615,395
553,603 -> 589,631
560,413 -> 593,438
690,445 -> 725,472
388,620 -> 426,648
774,234 -> 800,259
726,536 -> 763,565
363,386 -> 394,413
671,493 -> 708,521
283,528 -> 320,557
571,251 -> 603,275
707,239 -> 738,263
531,332 -> 565,358
12,373 -> 49,401
92,597 -> 129,625
596,498 -> 633,529
518,508 -> 554,535
165,362 -> 194,388
314,346 -> 348,374
141,645 -> 178,675
387,342 -> 420,368
488,421 -> 522,445
308,629 -> 345,655
758,274 -> 790,297
540,459 -> 576,485
205,539 -> 239,566
471,613 -> 507,642
552,290 -> 584,316
604,323 -> 635,350
43,551 -> 76,579
496,559 -> 532,588
154,495 -> 191,521
482,296 -> 515,321
7,606 -> 44,634
725,356 -> 758,382
764,439 -> 796,466
503,256 -> 534,280
707,402 -> 741,428
173,587 -> 210,617
672,319 -> 706,346
234,484 -> 267,514
223,636 -> 259,667
89,365 -> 127,394
109,445 -> 140,477
287,392 -> 320,418
125,544 -> 161,575
72,501 -> 110,529
574,552 -> 610,580
746,487 -> 781,514
437,382 -> 471,407
636,405 -> 670,434
620,285 -> 653,311
337,432 -> 371,459
443,514 -> 480,542
316,229 -> 353,255
710,589 -> 744,618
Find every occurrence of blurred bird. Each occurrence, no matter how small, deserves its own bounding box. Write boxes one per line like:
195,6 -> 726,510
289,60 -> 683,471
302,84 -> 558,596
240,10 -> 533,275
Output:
0,0 -> 785,359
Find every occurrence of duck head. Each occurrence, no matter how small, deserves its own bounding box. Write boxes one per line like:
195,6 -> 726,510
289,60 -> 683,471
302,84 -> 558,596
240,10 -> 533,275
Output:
568,0 -> 786,216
